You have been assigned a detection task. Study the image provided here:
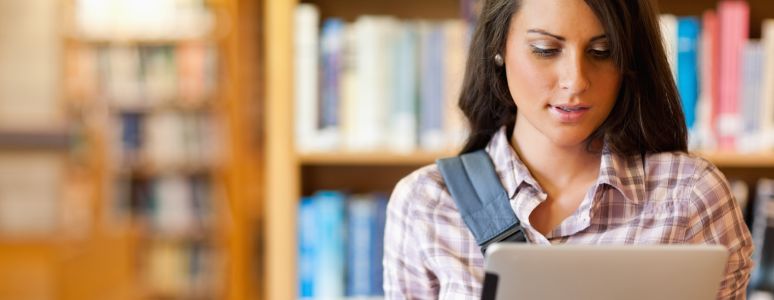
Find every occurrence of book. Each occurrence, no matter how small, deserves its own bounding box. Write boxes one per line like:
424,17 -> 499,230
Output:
659,14 -> 678,80
388,22 -> 419,153
298,196 -> 317,298
106,46 -> 144,109
312,191 -> 346,298
762,20 -> 774,151
348,16 -> 396,151
294,4 -> 321,153
738,41 -> 764,152
319,18 -> 346,151
347,195 -> 377,296
717,1 -> 750,151
152,175 -> 195,235
443,20 -> 470,150
677,17 -> 701,132
0,0 -> 62,130
141,46 -> 178,106
0,153 -> 62,236
696,10 -> 720,151
370,194 -> 388,296
750,179 -> 774,292
419,22 -> 446,151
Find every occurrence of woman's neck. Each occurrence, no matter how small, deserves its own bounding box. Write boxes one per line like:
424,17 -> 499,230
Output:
510,121 -> 602,194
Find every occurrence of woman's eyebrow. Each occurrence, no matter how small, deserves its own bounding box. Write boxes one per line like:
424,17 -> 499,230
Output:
527,29 -> 607,42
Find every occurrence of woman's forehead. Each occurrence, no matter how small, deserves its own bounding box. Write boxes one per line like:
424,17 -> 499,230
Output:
511,0 -> 606,39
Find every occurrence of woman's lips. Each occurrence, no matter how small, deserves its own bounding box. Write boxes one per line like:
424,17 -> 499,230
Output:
548,104 -> 591,123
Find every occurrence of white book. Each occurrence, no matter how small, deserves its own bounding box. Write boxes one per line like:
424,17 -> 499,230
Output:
443,20 -> 470,151
0,153 -> 62,236
418,22 -> 445,151
143,47 -> 177,106
0,0 -> 62,130
340,25 -> 359,151
107,46 -> 143,109
761,20 -> 774,150
659,14 -> 678,80
738,41 -> 764,153
154,175 -> 194,235
294,4 -> 321,153
347,16 -> 393,151
388,22 -> 418,153
144,112 -> 186,168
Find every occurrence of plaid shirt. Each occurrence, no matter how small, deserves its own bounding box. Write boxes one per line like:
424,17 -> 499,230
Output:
383,127 -> 753,300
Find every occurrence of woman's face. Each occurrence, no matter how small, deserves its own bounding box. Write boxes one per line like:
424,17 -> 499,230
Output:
504,0 -> 622,148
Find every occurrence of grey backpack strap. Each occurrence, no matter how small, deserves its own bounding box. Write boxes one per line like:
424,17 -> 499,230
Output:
437,149 -> 526,254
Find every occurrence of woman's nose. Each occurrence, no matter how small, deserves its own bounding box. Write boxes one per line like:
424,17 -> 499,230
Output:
559,51 -> 590,95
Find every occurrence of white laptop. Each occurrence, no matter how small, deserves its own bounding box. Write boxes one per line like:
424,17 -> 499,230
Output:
483,244 -> 729,300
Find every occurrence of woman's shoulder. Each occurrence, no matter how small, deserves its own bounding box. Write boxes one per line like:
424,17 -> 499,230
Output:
642,151 -> 729,200
389,163 -> 449,211
644,151 -> 717,177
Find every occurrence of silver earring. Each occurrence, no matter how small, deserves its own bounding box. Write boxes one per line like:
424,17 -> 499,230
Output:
494,53 -> 504,66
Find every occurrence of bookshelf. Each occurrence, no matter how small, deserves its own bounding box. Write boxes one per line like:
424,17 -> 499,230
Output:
52,0 -> 262,299
263,0 -> 774,299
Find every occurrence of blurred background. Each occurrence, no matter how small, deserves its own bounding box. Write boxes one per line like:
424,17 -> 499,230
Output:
0,0 -> 773,299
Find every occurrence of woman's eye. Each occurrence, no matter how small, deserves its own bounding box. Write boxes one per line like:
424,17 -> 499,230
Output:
589,48 -> 611,59
530,46 -> 560,57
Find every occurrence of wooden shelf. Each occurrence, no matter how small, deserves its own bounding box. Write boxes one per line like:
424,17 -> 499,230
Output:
64,35 -> 217,46
298,150 -> 455,166
694,151 -> 774,168
298,150 -> 774,168
0,129 -> 70,150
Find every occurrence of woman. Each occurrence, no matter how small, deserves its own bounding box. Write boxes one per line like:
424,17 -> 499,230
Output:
383,0 -> 753,299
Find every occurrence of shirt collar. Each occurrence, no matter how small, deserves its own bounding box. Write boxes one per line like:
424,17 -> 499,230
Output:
596,145 -> 647,204
484,126 -> 646,204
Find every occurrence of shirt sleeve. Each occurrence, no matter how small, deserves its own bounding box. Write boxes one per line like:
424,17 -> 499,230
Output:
684,164 -> 754,300
383,173 -> 440,300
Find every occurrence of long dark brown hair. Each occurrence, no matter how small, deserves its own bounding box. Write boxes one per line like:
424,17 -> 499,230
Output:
458,0 -> 687,156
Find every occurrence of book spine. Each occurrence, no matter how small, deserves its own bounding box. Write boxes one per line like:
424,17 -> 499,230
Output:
371,194 -> 389,296
761,20 -> 774,150
419,23 -> 445,151
313,191 -> 346,298
347,195 -> 375,296
660,15 -> 678,80
319,18 -> 345,150
738,41 -> 764,152
443,20 -> 470,150
294,4 -> 320,152
717,1 -> 750,151
298,196 -> 317,298
696,10 -> 719,151
389,23 -> 419,153
677,17 -> 701,132
749,179 -> 774,290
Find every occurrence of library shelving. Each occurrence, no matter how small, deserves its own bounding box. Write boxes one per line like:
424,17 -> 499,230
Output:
264,0 -> 774,299
54,0 -> 262,299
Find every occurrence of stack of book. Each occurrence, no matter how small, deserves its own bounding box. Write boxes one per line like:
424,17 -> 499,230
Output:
298,191 -> 388,299
294,4 -> 471,154
659,3 -> 774,153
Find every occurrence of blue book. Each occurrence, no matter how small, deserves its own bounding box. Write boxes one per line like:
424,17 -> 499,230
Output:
297,196 -> 317,298
389,23 -> 419,152
120,112 -> 142,164
676,17 -> 700,130
313,191 -> 346,298
419,23 -> 446,150
371,194 -> 388,295
346,195 -> 376,296
320,18 -> 345,129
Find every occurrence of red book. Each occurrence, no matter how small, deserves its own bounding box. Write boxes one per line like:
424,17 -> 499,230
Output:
717,0 -> 750,151
700,10 -> 719,149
